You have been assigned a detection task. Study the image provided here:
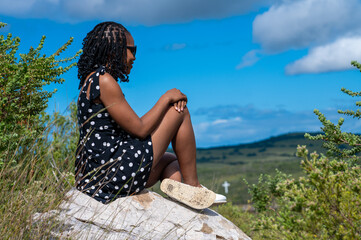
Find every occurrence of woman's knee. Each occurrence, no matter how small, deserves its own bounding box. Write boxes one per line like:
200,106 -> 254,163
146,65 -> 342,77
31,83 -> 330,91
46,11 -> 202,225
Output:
167,105 -> 190,120
161,156 -> 181,181
162,152 -> 177,164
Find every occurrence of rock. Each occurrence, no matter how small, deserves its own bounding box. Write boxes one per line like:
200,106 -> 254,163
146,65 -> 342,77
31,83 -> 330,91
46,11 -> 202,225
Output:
33,188 -> 252,240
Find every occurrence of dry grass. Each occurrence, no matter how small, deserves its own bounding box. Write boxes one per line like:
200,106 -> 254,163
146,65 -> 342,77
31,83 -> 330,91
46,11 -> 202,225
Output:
0,112 -> 76,239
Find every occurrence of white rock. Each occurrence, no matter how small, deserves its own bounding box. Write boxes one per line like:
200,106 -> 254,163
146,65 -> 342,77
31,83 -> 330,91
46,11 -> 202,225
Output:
33,188 -> 251,240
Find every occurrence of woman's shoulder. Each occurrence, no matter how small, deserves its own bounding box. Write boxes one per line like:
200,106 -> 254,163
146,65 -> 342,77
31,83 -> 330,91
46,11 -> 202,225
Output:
99,72 -> 116,83
98,72 -> 124,98
99,72 -> 121,89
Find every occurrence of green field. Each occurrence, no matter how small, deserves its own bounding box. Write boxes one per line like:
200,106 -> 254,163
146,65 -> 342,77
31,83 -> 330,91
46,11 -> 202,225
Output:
150,132 -> 326,204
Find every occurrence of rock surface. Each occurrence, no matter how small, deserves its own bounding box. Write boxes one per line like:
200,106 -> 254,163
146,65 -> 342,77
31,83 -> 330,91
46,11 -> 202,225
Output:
33,188 -> 252,240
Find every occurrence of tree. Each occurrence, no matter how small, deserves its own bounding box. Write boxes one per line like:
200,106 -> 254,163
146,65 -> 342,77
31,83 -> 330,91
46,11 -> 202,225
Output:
0,22 -> 81,162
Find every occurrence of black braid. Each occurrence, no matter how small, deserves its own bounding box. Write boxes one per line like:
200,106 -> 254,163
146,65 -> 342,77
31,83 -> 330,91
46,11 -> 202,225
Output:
77,21 -> 130,89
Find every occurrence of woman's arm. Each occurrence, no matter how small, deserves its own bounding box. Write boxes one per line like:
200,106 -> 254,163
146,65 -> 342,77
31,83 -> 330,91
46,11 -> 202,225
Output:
99,73 -> 187,139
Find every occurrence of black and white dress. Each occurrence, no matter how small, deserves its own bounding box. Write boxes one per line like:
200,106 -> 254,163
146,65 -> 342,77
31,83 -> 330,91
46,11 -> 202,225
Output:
75,66 -> 153,204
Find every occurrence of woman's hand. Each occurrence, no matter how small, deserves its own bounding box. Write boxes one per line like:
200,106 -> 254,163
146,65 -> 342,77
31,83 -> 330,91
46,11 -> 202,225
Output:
174,100 -> 187,112
164,88 -> 187,105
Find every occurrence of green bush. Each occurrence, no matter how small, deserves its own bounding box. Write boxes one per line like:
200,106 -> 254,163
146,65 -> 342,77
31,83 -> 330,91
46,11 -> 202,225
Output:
248,62 -> 361,239
0,22 -> 80,238
0,22 -> 81,163
305,61 -> 361,158
249,147 -> 361,239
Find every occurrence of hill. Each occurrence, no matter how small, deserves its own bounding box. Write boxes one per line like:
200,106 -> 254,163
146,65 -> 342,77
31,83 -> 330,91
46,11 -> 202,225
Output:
150,132 -> 325,204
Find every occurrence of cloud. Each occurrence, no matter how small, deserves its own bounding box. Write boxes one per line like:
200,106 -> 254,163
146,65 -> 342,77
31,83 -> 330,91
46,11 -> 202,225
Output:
236,49 -> 262,69
0,0 -> 274,25
286,36 -> 361,75
163,43 -> 187,51
253,0 -> 361,53
193,104 -> 360,147
251,0 -> 361,74
0,0 -> 37,15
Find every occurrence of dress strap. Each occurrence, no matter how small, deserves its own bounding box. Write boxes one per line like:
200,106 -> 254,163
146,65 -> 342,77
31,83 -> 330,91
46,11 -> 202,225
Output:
88,66 -> 106,101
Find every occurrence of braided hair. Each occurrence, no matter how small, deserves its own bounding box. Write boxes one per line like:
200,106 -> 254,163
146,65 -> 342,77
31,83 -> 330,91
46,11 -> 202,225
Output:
77,21 -> 130,89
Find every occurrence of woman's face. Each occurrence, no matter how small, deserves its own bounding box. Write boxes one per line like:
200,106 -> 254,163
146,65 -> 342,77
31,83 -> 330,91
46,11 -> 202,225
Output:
124,33 -> 136,75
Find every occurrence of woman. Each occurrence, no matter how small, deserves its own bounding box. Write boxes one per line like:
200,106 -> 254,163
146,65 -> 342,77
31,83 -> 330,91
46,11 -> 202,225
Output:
75,21 -> 226,209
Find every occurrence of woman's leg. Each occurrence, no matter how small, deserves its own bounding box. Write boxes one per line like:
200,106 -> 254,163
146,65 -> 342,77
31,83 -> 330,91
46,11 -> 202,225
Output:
145,106 -> 200,188
145,152 -> 182,187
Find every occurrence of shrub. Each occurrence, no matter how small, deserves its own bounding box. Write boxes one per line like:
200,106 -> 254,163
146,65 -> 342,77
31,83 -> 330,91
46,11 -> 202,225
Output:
248,62 -> 361,239
305,61 -> 361,158
0,22 -> 80,238
0,22 -> 81,163
249,147 -> 361,239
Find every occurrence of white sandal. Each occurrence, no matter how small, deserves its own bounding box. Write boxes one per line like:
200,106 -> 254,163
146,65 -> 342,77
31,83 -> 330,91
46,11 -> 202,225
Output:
201,185 -> 227,205
160,178 -> 216,210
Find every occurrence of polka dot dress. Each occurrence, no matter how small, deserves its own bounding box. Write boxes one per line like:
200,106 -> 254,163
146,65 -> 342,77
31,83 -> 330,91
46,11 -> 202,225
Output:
75,66 -> 153,204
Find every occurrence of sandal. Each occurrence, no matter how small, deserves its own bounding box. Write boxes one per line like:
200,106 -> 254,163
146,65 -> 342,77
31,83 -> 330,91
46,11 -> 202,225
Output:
160,178 -> 216,210
201,185 -> 227,205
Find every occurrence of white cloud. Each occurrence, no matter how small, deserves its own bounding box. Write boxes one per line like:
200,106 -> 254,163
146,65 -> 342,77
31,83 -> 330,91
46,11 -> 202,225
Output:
0,0 -> 274,25
251,0 -> 361,74
253,0 -> 361,52
236,49 -> 262,69
286,36 -> 361,75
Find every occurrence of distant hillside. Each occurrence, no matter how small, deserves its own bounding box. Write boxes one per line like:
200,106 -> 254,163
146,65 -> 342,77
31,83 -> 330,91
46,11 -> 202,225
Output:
201,132 -> 324,150
151,132 -> 326,204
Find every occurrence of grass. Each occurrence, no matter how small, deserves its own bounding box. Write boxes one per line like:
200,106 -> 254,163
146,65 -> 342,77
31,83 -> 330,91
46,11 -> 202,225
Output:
0,112 -> 76,239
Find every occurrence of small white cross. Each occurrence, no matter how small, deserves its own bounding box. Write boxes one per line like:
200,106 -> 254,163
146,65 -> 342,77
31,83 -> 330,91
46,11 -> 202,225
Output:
222,181 -> 230,194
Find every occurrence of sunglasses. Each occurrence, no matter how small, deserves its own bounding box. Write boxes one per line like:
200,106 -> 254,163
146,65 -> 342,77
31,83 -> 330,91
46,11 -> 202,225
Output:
127,46 -> 137,57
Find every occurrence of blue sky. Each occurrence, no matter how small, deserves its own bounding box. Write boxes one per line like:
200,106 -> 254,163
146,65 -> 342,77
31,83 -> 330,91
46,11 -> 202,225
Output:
1,0 -> 361,147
